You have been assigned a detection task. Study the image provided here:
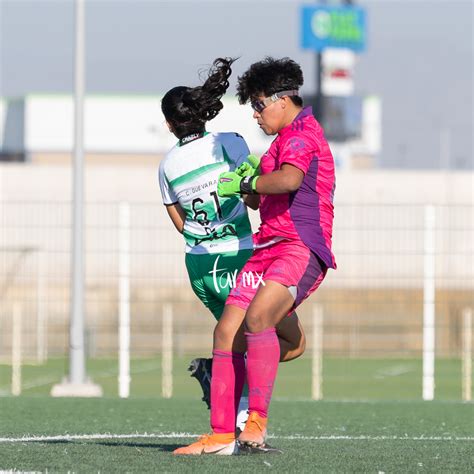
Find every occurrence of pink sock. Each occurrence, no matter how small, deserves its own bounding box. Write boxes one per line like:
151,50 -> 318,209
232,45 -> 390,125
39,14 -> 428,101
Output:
210,350 -> 245,434
245,328 -> 279,418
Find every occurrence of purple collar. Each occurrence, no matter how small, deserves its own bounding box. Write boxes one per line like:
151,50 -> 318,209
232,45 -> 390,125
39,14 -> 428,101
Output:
296,106 -> 313,120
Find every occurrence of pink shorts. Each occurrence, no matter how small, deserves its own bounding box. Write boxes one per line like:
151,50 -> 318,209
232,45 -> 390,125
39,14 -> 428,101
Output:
226,239 -> 327,312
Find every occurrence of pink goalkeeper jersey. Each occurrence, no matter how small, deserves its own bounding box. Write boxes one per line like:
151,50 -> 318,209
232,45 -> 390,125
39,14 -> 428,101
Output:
254,106 -> 337,269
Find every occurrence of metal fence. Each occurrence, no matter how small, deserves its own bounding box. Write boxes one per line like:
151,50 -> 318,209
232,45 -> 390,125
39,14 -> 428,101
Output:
0,201 -> 473,364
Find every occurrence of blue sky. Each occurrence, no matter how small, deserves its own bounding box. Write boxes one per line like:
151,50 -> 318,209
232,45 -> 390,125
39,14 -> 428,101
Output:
0,0 -> 472,169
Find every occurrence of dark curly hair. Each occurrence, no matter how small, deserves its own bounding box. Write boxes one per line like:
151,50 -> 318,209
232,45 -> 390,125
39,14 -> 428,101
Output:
161,57 -> 236,139
236,57 -> 304,107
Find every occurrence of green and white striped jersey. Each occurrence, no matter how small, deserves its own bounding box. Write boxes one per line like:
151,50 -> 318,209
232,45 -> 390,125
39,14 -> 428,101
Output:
158,132 -> 253,254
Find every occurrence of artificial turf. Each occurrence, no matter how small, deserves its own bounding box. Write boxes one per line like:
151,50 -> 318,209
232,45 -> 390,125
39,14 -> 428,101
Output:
0,397 -> 473,472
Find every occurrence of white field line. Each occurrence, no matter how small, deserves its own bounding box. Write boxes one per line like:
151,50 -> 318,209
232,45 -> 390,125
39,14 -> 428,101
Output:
0,433 -> 473,443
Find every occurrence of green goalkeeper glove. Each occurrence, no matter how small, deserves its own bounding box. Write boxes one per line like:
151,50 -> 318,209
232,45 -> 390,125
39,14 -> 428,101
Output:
218,172 -> 258,197
236,154 -> 261,178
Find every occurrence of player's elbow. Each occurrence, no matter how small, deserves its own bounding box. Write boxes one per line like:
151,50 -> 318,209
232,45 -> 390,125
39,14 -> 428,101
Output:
282,173 -> 303,192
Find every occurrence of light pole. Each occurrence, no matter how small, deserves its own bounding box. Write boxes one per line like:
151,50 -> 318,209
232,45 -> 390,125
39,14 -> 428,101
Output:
51,0 -> 102,397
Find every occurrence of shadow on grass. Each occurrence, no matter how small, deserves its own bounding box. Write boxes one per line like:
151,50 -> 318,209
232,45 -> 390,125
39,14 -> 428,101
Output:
94,440 -> 180,452
26,439 -> 180,452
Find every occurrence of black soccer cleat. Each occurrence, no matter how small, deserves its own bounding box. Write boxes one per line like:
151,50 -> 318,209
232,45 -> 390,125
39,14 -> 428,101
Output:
237,441 -> 283,455
188,357 -> 212,409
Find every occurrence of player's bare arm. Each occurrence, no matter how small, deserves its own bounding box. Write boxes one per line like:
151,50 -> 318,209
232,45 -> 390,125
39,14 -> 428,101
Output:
253,163 -> 304,194
165,202 -> 186,233
218,163 -> 304,197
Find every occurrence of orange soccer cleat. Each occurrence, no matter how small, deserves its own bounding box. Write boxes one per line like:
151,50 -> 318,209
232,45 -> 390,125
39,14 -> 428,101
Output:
173,432 -> 237,455
237,411 -> 267,447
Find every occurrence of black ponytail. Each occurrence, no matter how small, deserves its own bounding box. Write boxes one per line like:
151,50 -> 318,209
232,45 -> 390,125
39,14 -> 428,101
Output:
162,57 -> 236,139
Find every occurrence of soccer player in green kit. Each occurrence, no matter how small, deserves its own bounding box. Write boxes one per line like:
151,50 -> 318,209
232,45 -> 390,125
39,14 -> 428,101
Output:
158,57 -> 306,439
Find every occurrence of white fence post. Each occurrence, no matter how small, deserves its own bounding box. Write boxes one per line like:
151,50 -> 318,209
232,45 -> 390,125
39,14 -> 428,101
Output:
462,307 -> 472,402
423,205 -> 436,401
12,303 -> 22,396
162,304 -> 173,399
118,202 -> 131,398
312,305 -> 323,401
36,250 -> 47,363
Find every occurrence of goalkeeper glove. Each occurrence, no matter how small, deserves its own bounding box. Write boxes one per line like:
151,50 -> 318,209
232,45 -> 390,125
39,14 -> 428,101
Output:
218,172 -> 258,197
236,154 -> 261,178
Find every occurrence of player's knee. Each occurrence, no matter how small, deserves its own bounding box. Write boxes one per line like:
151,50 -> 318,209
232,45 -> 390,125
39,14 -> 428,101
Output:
213,324 -> 227,347
244,310 -> 271,333
213,321 -> 234,350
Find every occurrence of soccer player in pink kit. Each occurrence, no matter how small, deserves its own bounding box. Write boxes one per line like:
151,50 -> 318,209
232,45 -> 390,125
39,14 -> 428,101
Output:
173,57 -> 335,455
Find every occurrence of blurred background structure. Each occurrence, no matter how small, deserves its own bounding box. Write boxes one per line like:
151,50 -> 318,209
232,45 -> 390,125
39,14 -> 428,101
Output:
0,0 -> 472,401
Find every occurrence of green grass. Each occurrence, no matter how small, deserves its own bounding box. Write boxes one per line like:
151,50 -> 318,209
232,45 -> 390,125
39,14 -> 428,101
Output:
0,397 -> 473,472
0,355 -> 470,400
1,356 -> 472,471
